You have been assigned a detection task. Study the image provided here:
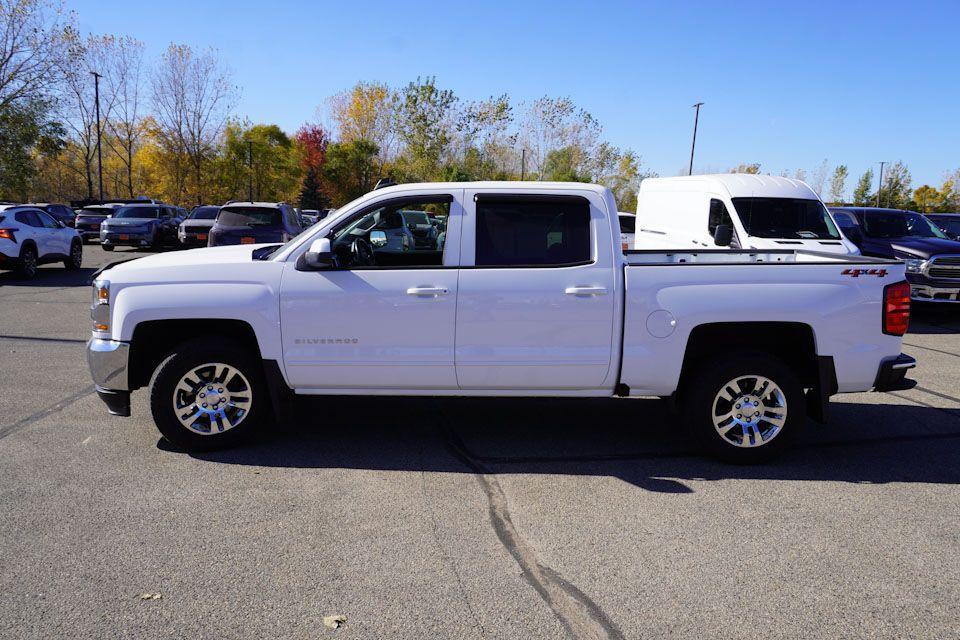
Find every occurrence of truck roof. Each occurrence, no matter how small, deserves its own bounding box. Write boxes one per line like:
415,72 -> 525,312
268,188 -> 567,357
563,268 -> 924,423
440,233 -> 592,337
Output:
641,174 -> 819,200
372,181 -> 610,196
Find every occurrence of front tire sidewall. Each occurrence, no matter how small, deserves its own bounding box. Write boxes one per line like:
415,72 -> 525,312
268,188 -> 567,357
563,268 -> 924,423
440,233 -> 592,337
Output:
65,240 -> 82,270
685,354 -> 804,463
149,340 -> 270,451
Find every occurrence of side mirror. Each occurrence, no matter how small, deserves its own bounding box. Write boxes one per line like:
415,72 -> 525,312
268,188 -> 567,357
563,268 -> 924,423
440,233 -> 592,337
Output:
844,226 -> 863,244
369,230 -> 387,247
296,237 -> 334,271
713,224 -> 733,247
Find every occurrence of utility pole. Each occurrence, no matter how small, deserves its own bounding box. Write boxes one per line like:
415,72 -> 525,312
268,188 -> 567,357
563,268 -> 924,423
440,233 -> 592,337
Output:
688,102 -> 704,176
91,71 -> 104,202
520,148 -> 526,181
247,140 -> 254,202
876,161 -> 887,208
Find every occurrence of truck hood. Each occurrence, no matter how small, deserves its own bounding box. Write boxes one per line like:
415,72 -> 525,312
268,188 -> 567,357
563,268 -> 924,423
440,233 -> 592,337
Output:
886,237 -> 960,259
105,243 -> 274,275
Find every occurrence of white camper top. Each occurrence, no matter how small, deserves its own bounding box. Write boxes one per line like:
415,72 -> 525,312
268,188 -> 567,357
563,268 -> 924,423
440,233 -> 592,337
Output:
639,173 -> 819,201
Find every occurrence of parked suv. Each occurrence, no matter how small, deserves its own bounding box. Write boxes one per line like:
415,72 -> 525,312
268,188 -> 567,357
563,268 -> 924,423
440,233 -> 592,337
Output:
831,207 -> 960,302
178,205 -> 220,246
0,205 -> 82,278
926,213 -> 960,241
207,202 -> 303,247
31,203 -> 77,228
100,203 -> 183,251
75,204 -> 122,242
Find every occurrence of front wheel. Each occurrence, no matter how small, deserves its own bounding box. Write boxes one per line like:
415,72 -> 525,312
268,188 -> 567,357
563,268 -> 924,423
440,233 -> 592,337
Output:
149,338 -> 271,451
683,353 -> 804,463
102,244 -> 114,252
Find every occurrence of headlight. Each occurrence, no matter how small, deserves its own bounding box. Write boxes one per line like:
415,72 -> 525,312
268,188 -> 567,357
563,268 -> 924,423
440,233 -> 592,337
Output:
92,280 -> 110,331
903,258 -> 926,274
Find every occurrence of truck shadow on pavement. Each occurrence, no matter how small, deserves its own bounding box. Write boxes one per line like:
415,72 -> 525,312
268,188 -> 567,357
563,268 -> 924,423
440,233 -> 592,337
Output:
185,396 -> 960,493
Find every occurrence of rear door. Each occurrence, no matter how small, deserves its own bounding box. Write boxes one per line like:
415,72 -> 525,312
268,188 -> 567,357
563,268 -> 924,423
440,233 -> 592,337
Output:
35,210 -> 68,256
455,190 -> 618,390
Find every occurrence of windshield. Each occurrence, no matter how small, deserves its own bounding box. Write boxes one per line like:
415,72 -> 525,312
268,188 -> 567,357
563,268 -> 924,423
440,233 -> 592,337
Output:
189,206 -> 219,220
732,197 -> 841,240
217,207 -> 280,227
861,211 -> 948,239
115,206 -> 160,219
929,216 -> 960,236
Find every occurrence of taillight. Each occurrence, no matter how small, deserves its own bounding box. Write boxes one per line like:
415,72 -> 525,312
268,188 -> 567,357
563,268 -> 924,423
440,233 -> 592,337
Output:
0,228 -> 16,242
883,281 -> 911,336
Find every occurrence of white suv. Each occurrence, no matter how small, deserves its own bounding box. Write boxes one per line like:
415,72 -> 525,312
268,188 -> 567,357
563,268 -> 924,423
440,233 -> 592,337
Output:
0,205 -> 83,278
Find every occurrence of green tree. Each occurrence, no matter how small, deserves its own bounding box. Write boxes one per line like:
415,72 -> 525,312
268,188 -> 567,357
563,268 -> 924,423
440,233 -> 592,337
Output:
394,76 -> 456,181
852,169 -> 873,205
829,165 -> 848,204
541,146 -> 591,182
0,99 -> 62,200
879,161 -> 911,209
322,140 -> 379,206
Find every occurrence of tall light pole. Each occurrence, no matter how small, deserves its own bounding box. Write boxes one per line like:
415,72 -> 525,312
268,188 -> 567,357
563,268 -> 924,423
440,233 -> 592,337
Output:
688,102 -> 704,176
90,71 -> 104,202
247,140 -> 254,202
876,161 -> 887,208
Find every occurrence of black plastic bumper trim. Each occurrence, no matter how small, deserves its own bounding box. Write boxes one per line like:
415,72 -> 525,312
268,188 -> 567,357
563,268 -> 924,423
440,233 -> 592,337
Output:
874,353 -> 917,391
96,386 -> 130,417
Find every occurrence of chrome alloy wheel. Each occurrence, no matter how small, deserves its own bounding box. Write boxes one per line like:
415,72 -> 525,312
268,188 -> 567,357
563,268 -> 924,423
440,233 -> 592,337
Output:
711,375 -> 787,448
172,363 -> 253,435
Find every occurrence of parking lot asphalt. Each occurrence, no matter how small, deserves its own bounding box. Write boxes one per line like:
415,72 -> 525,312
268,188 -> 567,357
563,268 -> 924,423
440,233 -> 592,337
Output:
1,244 -> 958,640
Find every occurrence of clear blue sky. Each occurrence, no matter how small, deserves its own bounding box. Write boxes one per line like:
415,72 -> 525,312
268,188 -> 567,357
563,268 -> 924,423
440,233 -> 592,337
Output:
72,0 -> 959,195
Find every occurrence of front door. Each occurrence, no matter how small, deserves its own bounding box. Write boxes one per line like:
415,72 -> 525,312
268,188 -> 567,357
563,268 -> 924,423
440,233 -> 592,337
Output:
455,190 -> 617,390
279,190 -> 463,391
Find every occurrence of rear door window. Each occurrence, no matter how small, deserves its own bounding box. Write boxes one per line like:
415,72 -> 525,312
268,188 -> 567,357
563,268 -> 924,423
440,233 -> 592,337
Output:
475,196 -> 591,267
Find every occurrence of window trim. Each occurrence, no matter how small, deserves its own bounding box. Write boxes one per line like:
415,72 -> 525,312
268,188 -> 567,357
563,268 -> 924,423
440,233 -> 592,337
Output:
472,193 -> 594,269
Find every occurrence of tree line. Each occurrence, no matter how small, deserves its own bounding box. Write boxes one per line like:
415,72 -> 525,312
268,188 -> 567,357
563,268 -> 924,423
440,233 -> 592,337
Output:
2,1 -> 957,214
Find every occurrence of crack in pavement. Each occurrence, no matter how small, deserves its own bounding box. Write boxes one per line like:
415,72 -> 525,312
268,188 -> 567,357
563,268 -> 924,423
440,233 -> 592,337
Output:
434,402 -> 625,640
902,341 -> 960,359
0,384 -> 96,441
0,334 -> 88,345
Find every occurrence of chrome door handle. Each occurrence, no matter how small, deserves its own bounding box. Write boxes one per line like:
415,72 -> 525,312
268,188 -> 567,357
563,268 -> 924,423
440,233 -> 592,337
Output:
407,286 -> 449,297
565,286 -> 608,296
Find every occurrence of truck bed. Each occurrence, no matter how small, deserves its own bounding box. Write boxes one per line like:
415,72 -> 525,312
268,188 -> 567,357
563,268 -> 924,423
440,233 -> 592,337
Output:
624,248 -> 892,266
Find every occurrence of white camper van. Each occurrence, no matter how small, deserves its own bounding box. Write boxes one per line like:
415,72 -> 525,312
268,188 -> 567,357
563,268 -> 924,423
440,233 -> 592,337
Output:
634,174 -> 859,255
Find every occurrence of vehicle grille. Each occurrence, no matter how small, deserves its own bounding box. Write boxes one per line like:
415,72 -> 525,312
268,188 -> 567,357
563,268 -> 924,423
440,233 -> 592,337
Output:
927,255 -> 960,279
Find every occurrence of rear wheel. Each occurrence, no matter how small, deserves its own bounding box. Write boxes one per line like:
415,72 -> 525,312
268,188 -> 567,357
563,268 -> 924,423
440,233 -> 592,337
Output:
683,353 -> 804,463
64,239 -> 82,270
17,245 -> 37,279
102,244 -> 114,251
149,338 -> 270,451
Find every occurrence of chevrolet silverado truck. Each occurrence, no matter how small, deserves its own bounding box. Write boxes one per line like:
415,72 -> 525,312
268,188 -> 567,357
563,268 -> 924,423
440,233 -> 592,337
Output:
87,182 -> 915,462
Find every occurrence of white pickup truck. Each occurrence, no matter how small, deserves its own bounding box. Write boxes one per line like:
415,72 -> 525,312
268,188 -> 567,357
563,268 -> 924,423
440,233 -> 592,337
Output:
87,181 -> 916,462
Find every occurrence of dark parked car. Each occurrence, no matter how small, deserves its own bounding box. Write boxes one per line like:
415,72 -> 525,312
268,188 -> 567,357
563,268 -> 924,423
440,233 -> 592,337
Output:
75,204 -> 123,242
926,213 -> 960,241
31,203 -> 77,228
207,202 -> 303,247
178,205 -> 220,246
99,203 -> 183,251
831,206 -> 960,303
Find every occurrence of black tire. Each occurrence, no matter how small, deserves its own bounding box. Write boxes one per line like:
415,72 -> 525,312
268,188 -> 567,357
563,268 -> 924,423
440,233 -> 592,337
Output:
102,244 -> 114,251
64,239 -> 83,270
682,352 -> 804,463
149,338 -> 271,451
17,244 -> 38,279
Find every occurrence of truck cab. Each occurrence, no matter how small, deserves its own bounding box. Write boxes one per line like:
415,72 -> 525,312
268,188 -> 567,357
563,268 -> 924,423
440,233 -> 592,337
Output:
635,174 -> 859,255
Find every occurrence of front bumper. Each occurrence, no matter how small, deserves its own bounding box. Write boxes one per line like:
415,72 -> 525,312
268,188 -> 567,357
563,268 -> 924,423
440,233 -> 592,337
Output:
874,353 -> 916,391
909,283 -> 960,303
87,338 -> 131,416
101,231 -> 151,246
